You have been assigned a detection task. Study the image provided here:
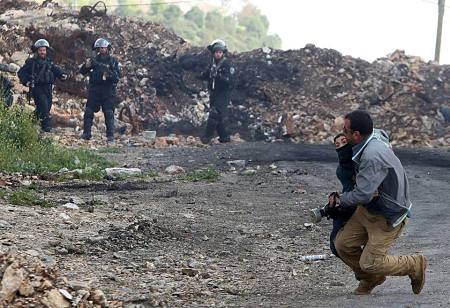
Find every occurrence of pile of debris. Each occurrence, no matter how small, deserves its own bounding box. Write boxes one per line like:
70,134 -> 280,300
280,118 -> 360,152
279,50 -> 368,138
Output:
0,0 -> 449,146
0,249 -> 121,307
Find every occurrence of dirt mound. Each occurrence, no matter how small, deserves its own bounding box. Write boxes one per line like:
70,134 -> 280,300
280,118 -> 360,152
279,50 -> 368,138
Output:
0,1 -> 449,146
88,219 -> 177,252
0,249 -> 121,307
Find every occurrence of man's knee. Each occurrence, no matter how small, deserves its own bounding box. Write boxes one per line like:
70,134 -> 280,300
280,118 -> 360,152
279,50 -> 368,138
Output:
334,231 -> 347,254
360,254 -> 385,274
84,107 -> 95,119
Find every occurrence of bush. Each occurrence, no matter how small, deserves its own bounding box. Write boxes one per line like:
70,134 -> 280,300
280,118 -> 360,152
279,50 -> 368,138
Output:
179,167 -> 220,182
8,187 -> 54,208
0,103 -> 111,177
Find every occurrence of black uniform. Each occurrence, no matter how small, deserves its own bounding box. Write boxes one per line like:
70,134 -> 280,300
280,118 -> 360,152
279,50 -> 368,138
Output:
200,57 -> 235,143
0,74 -> 14,107
329,144 -> 357,258
18,57 -> 66,131
80,54 -> 120,139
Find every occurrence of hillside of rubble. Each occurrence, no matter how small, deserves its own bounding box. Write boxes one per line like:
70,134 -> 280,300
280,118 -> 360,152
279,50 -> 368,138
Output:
1,0 -> 449,147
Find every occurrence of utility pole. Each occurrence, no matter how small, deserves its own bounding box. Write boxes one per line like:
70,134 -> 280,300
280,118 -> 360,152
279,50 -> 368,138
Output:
435,0 -> 445,62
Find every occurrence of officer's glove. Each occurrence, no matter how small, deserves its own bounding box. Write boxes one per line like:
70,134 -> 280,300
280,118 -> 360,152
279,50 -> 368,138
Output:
210,66 -> 218,78
85,58 -> 93,69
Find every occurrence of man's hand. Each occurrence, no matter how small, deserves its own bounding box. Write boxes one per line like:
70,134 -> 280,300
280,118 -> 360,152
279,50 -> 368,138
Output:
85,58 -> 92,68
328,191 -> 340,207
61,74 -> 68,81
210,65 -> 218,78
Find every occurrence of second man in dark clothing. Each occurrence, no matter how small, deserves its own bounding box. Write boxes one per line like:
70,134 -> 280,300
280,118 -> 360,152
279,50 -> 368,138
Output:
200,39 -> 235,144
18,39 -> 67,132
80,38 -> 120,142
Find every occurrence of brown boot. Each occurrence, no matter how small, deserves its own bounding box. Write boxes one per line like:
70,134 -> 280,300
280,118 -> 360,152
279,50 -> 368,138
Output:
353,276 -> 386,295
410,255 -> 427,294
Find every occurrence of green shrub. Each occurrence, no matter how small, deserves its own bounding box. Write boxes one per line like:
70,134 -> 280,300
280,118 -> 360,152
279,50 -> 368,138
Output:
8,187 -> 54,208
0,103 -> 112,177
179,167 -> 220,182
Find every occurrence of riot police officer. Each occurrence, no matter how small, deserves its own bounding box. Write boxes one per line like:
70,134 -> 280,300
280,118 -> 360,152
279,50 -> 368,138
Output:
18,39 -> 67,132
80,38 -> 120,142
200,39 -> 235,144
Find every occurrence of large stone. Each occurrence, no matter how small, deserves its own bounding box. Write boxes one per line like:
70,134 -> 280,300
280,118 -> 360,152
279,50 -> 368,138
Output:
89,289 -> 108,307
165,165 -> 185,174
0,262 -> 24,301
105,167 -> 142,177
10,51 -> 29,65
61,203 -> 79,210
42,289 -> 70,308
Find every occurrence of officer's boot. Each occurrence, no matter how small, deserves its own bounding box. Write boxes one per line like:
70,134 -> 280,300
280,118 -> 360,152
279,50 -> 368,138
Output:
41,116 -> 52,132
201,108 -> 219,144
104,109 -> 115,142
81,107 -> 94,140
202,117 -> 217,144
217,117 -> 230,143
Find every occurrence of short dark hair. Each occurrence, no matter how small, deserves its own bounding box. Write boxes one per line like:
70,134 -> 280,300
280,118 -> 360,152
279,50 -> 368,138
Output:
334,133 -> 345,142
344,110 -> 373,136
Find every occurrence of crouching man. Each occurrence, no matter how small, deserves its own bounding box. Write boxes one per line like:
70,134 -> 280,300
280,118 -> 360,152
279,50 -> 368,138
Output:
330,110 -> 426,295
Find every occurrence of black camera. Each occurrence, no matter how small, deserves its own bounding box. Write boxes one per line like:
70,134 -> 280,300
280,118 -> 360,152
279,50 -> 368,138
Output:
310,204 -> 331,223
309,192 -> 339,223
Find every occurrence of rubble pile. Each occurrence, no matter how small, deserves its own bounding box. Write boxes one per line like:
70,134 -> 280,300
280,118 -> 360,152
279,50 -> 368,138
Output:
0,0 -> 449,146
0,249 -> 121,307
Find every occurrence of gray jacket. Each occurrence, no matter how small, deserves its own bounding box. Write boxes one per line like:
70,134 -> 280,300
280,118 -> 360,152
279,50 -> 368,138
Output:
340,129 -> 412,227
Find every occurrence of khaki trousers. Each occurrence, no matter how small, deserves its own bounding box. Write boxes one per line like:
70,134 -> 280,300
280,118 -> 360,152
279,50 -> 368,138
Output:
335,206 -> 419,281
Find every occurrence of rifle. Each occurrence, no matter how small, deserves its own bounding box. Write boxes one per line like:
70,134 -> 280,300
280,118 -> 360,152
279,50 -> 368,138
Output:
27,61 -> 35,104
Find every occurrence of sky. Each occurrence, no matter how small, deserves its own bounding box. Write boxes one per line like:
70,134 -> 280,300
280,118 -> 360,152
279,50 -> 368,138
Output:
243,0 -> 450,64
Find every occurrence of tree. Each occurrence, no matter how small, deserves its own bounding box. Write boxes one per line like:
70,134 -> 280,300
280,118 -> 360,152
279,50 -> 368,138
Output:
185,6 -> 204,28
151,0 -> 167,16
204,10 -> 224,33
162,5 -> 182,24
105,2 -> 283,52
115,0 -> 141,17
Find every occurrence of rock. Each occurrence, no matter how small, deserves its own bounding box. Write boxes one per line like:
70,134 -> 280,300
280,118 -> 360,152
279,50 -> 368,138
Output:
59,213 -> 71,220
241,168 -> 257,175
165,165 -> 185,175
0,262 -> 24,301
262,46 -> 271,54
61,202 -> 79,210
181,268 -> 199,277
89,289 -> 108,307
18,280 -> 34,297
0,220 -> 12,229
43,289 -> 70,308
24,249 -> 40,257
105,167 -> 142,177
72,290 -> 90,306
67,280 -> 89,291
227,160 -> 246,168
93,195 -> 109,203
20,180 -> 32,186
10,51 -> 29,65
58,288 -> 73,300
69,196 -> 84,205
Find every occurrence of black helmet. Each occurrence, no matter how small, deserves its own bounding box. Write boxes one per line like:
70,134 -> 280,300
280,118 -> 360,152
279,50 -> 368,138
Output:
92,38 -> 111,50
31,39 -> 51,52
207,39 -> 227,53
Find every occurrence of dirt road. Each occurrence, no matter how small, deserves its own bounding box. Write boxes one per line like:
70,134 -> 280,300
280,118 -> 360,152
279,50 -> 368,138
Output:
1,142 -> 449,307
